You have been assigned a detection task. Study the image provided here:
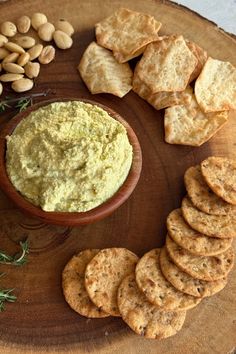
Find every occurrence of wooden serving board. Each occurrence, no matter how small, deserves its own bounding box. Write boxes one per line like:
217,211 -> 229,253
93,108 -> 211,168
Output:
0,0 -> 236,353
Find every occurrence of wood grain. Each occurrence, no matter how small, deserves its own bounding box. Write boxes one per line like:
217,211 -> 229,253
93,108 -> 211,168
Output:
0,0 -> 235,353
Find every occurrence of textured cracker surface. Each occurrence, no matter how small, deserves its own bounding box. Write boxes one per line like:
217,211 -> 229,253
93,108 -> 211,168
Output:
85,248 -> 139,316
95,8 -> 161,63
117,273 -> 186,339
135,248 -> 200,310
186,40 -> 208,83
136,35 -> 197,93
160,247 -> 227,298
201,156 -> 236,205
166,235 -> 234,281
182,197 -> 236,238
132,72 -> 192,110
62,249 -> 109,318
184,165 -> 236,215
78,41 -> 132,97
195,57 -> 236,112
164,92 -> 228,146
167,209 -> 232,256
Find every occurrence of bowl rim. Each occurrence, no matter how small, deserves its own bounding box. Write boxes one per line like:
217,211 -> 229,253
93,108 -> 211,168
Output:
0,97 -> 142,226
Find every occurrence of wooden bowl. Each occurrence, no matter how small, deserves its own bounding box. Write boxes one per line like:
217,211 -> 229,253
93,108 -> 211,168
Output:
0,98 -> 142,226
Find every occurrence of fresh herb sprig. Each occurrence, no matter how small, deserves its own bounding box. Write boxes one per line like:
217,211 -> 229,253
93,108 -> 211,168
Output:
0,240 -> 29,266
0,288 -> 17,312
0,90 -> 51,113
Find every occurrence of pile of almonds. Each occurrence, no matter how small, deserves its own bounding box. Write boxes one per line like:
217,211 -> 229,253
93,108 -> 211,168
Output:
0,13 -> 74,95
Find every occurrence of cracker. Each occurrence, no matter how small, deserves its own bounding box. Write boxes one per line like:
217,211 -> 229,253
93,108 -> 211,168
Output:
62,249 -> 109,318
85,248 -> 139,316
184,165 -> 236,215
186,40 -> 208,83
182,197 -> 236,239
160,248 -> 227,298
132,72 -> 192,110
164,92 -> 228,146
201,156 -> 236,205
95,8 -> 161,63
78,41 -> 133,97
167,209 -> 232,256
166,235 -> 234,281
135,248 -> 201,311
135,35 -> 197,93
195,57 -> 236,112
117,273 -> 186,339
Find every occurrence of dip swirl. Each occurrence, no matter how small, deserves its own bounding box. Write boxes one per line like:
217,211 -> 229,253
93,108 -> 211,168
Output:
6,101 -> 133,212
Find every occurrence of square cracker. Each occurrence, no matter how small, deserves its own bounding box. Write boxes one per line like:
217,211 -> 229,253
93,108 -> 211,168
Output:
195,57 -> 236,112
132,72 -> 193,110
164,91 -> 228,146
95,8 -> 161,63
186,40 -> 208,83
78,42 -> 133,98
135,35 -> 198,93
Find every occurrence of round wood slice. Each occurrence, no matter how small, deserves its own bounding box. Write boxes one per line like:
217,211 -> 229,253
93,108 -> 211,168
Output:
0,1 -> 235,353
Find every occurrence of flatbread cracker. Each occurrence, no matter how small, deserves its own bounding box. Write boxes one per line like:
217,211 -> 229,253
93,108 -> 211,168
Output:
62,249 -> 109,318
135,35 -> 197,93
135,248 -> 201,311
95,8 -> 161,63
166,235 -> 234,281
117,273 -> 186,339
184,165 -> 236,215
201,156 -> 236,205
78,41 -> 133,97
195,57 -> 236,112
85,248 -> 138,316
167,209 -> 232,256
186,40 -> 208,83
160,248 -> 227,298
182,196 -> 236,239
164,91 -> 228,146
132,72 -> 192,110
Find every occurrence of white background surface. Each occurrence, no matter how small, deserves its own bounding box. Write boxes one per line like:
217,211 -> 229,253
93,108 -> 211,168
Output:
174,0 -> 236,34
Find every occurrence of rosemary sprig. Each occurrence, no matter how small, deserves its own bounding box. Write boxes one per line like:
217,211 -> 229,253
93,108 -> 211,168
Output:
0,288 -> 17,312
0,240 -> 29,266
0,90 -> 51,113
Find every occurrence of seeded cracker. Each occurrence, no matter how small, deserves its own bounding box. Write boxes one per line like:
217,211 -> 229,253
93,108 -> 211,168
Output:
78,42 -> 133,97
201,156 -> 236,205
95,8 -> 161,63
132,72 -> 192,110
160,248 -> 227,298
195,57 -> 236,112
184,165 -> 236,215
167,209 -> 232,256
85,248 -> 138,316
166,235 -> 234,281
182,197 -> 236,238
117,273 -> 186,339
164,92 -> 228,146
135,249 -> 201,311
135,35 -> 197,93
62,249 -> 109,318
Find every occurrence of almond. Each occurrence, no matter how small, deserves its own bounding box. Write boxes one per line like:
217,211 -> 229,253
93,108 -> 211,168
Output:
0,47 -> 10,60
4,42 -> 25,54
12,78 -> 34,92
27,44 -> 43,60
54,19 -> 74,37
0,73 -> 24,82
17,52 -> 30,66
2,52 -> 19,64
38,22 -> 55,42
16,16 -> 31,34
14,36 -> 36,49
31,13 -> 47,31
2,62 -> 25,74
53,30 -> 73,49
0,21 -> 17,37
0,34 -> 8,47
0,82 -> 3,96
24,61 -> 40,78
38,45 -> 55,64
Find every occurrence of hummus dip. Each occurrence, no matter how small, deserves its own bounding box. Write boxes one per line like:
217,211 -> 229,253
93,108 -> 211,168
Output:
6,101 -> 133,212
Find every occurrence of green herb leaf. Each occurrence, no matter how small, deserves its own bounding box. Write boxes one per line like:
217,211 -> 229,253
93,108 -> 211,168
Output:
0,239 -> 29,266
0,289 -> 17,312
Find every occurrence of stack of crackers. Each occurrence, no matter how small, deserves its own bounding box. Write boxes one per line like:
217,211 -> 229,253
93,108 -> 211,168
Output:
77,8 -> 236,147
62,156 -> 235,340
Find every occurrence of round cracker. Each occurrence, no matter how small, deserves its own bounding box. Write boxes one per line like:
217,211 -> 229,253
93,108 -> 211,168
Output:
166,235 -> 234,281
117,273 -> 186,339
62,249 -> 109,318
85,248 -> 139,316
167,209 -> 232,256
184,165 -> 236,215
135,248 -> 201,311
160,247 -> 228,298
182,196 -> 236,239
201,156 -> 236,205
